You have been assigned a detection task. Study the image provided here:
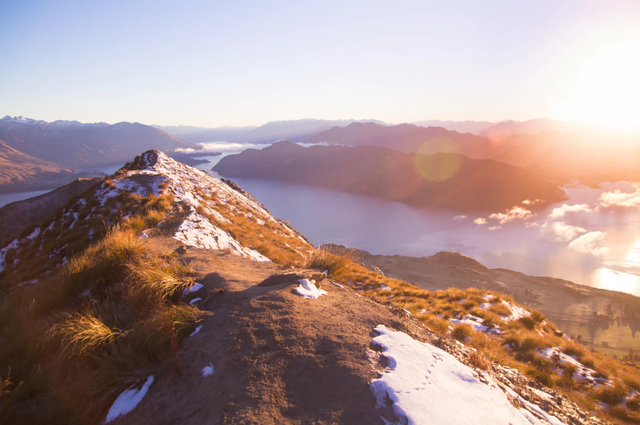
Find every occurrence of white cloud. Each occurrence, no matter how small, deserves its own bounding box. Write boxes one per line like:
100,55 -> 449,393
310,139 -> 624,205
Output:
488,207 -> 533,224
522,199 -> 544,205
540,221 -> 586,242
473,218 -> 487,225
598,183 -> 640,209
176,142 -> 269,154
452,215 -> 466,221
548,204 -> 592,218
568,231 -> 611,256
488,226 -> 501,230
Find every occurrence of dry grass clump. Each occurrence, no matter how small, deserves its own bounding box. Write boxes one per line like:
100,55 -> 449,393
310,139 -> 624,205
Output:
595,384 -> 628,406
488,302 -> 512,317
49,312 -> 122,357
305,248 -> 350,278
452,324 -> 472,341
167,304 -> 208,341
126,257 -> 194,307
469,350 -> 490,370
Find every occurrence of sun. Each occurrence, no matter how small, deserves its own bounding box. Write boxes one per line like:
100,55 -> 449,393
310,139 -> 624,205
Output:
551,44 -> 640,132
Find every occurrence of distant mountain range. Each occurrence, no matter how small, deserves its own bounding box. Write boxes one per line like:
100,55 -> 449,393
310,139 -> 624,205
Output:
410,118 -> 578,136
155,118 -> 388,144
213,141 -> 566,211
478,118 -> 578,139
303,122 -> 491,156
0,115 -> 199,192
156,118 -> 574,144
411,119 -> 495,134
301,122 -> 640,183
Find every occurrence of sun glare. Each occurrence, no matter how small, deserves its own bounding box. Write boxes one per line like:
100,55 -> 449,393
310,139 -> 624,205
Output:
552,44 -> 640,132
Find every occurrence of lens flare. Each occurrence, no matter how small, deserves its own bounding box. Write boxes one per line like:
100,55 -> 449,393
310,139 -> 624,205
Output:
413,138 -> 463,181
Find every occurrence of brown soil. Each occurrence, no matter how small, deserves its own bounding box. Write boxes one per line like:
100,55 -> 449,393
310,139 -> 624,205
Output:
116,237 -> 411,425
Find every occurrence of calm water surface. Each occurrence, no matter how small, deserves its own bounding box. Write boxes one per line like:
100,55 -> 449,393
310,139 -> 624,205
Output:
0,190 -> 52,208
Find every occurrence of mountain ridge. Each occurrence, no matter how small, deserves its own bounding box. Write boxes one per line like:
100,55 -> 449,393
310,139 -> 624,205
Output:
213,141 -> 567,211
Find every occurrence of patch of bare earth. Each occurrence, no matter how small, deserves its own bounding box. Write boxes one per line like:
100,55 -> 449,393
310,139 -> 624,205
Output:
117,236 -> 409,425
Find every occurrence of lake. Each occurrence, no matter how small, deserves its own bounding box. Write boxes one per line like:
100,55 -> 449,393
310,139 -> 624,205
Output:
0,190 -> 53,209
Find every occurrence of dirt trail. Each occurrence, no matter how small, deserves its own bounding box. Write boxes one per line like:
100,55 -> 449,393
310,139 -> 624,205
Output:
117,237 -> 409,425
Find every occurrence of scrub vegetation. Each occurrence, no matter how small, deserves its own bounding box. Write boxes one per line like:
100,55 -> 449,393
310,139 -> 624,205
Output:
309,248 -> 640,424
0,189 -> 207,424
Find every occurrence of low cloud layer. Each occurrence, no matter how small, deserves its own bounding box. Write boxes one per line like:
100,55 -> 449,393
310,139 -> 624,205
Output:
548,204 -> 592,218
540,221 -> 586,242
568,231 -> 611,256
176,142 -> 269,154
598,183 -> 640,209
488,207 -> 532,224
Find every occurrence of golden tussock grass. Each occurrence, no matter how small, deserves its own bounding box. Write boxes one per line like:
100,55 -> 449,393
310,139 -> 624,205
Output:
0,190 -> 208,424
305,248 -> 350,278
48,312 -> 121,358
206,197 -> 311,266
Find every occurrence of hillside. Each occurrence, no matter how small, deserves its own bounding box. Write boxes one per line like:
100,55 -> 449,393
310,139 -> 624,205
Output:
0,177 -> 100,244
0,115 -> 199,169
1,151 -> 637,424
323,244 -> 640,357
213,141 -> 566,211
0,139 -> 88,193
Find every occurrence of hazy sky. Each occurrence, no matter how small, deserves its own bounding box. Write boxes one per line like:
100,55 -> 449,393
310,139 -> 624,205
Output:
1,0 -> 639,127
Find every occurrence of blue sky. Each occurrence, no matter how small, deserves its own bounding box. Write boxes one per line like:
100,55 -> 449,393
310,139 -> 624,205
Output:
1,0 -> 639,127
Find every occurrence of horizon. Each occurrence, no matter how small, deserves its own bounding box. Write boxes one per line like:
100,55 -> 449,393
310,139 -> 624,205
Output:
1,1 -> 639,130
0,113 -> 570,130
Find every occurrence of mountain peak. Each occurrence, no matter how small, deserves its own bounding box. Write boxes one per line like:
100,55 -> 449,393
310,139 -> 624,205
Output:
1,115 -> 48,125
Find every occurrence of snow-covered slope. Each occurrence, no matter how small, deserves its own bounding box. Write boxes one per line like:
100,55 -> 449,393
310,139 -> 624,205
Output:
370,325 -> 564,425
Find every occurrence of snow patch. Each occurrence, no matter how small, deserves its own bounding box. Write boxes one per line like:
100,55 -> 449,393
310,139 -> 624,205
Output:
183,282 -> 203,295
539,347 -> 612,386
449,315 -> 504,335
174,211 -> 269,261
295,279 -> 327,299
104,375 -> 154,423
370,325 -> 558,425
202,363 -> 215,377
